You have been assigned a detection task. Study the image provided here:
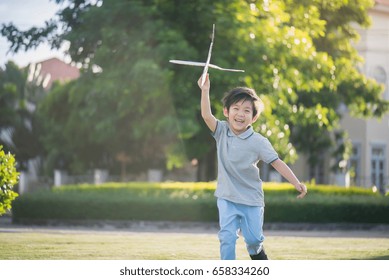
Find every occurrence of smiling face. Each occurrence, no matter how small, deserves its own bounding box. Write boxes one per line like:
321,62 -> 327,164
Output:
221,87 -> 264,135
223,99 -> 258,135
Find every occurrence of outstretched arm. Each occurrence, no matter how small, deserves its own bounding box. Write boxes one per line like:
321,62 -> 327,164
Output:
271,159 -> 308,198
198,74 -> 217,132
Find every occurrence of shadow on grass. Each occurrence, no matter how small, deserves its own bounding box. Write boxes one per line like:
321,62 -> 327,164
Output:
368,255 -> 389,260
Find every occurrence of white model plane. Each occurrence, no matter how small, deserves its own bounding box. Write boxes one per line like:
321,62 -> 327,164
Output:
169,24 -> 245,86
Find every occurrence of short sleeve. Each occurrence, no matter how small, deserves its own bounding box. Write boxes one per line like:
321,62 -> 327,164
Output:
259,138 -> 279,164
211,120 -> 225,140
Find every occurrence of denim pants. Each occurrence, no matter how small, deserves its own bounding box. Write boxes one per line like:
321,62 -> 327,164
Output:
217,198 -> 265,260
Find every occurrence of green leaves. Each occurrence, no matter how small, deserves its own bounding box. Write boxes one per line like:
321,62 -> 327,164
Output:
1,0 -> 388,179
0,20 -> 58,53
0,145 -> 19,216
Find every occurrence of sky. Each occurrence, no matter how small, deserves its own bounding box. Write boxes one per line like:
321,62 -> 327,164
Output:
0,0 -> 68,68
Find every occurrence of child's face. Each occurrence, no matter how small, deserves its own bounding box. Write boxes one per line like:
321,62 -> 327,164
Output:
223,99 -> 258,135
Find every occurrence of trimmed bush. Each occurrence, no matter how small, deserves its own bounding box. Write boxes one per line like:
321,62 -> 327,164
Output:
11,182 -> 389,224
0,146 -> 19,216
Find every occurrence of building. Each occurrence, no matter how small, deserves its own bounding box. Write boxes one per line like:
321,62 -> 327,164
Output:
27,57 -> 80,90
343,0 -> 389,192
292,0 -> 389,192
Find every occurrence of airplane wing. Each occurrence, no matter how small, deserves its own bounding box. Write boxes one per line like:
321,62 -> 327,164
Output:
169,24 -> 245,78
169,60 -> 245,73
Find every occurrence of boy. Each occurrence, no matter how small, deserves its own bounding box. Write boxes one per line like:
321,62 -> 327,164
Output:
198,74 -> 307,260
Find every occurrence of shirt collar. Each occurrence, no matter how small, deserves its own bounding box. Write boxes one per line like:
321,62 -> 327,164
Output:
227,125 -> 254,139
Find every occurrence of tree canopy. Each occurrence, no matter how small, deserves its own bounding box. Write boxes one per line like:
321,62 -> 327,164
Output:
1,0 -> 388,179
0,62 -> 44,170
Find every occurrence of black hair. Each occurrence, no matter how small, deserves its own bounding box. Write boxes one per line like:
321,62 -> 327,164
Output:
222,87 -> 264,119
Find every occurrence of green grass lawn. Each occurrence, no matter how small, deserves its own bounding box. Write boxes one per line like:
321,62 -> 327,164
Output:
1,229 -> 388,260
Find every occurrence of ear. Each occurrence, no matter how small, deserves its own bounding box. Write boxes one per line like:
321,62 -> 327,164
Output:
223,107 -> 229,118
252,114 -> 259,123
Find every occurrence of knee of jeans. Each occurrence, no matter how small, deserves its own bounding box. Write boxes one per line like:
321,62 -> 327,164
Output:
218,229 -> 238,244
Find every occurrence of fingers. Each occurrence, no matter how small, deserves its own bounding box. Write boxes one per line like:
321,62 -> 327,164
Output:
198,74 -> 210,89
297,192 -> 306,199
197,75 -> 203,85
296,183 -> 307,199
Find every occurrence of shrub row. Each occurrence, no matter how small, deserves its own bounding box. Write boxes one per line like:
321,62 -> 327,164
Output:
11,182 -> 389,224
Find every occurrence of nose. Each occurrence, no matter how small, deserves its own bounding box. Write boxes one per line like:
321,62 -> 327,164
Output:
237,110 -> 245,117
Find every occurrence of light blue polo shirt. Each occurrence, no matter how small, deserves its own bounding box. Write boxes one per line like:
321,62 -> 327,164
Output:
212,120 -> 279,207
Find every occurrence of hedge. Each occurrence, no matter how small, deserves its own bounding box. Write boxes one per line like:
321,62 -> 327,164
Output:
0,146 -> 19,216
11,182 -> 389,224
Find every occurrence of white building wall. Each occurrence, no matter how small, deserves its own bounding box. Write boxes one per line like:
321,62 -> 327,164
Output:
292,2 -> 389,190
346,3 -> 389,190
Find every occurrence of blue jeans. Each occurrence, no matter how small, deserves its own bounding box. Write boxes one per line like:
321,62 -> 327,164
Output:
217,198 -> 265,260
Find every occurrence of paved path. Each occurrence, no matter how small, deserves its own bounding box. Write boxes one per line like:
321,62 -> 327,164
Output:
1,216 -> 389,238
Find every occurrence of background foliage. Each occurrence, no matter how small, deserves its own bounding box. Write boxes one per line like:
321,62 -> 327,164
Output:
1,0 -> 388,180
0,145 -> 19,215
0,62 -> 45,171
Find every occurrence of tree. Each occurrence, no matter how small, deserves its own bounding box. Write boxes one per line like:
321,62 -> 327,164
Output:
2,0 -> 388,181
0,62 -> 44,171
284,0 -> 388,173
0,145 -> 19,216
36,1 -> 192,175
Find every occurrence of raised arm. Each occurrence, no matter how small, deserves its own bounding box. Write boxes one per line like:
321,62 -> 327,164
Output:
271,159 -> 308,198
198,74 -> 217,132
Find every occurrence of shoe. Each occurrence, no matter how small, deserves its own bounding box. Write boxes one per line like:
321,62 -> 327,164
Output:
250,248 -> 268,260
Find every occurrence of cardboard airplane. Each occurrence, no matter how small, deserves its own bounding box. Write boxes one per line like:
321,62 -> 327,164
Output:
169,24 -> 245,86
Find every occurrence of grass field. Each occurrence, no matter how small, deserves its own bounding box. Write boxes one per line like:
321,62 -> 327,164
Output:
1,228 -> 389,260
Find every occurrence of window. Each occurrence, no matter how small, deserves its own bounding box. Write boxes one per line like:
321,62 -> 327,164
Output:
372,66 -> 388,100
309,161 -> 325,184
371,145 -> 386,193
349,144 -> 361,186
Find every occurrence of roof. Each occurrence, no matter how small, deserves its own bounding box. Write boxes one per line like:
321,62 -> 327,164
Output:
27,57 -> 80,89
376,0 -> 389,6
